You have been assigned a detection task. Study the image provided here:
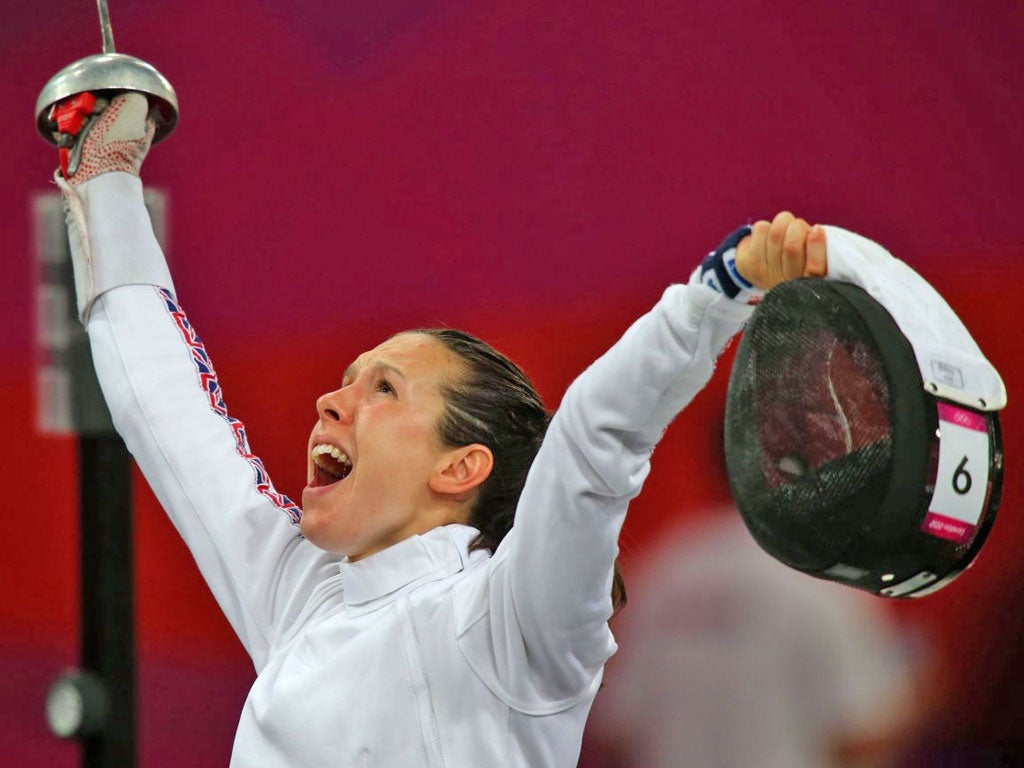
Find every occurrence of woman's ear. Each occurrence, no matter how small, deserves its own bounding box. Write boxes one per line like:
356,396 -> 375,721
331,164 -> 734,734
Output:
429,444 -> 494,500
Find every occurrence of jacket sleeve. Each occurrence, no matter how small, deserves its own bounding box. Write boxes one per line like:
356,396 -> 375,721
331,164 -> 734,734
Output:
70,172 -> 336,671
453,280 -> 754,712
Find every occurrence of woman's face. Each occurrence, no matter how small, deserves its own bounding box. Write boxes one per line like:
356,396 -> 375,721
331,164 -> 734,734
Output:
300,333 -> 467,559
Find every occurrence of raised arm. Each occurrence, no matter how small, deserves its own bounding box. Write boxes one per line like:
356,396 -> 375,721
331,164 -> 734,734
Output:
56,94 -> 335,669
454,214 -> 828,710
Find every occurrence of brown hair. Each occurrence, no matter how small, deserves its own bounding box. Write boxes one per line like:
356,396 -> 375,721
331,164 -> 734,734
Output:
406,328 -> 626,615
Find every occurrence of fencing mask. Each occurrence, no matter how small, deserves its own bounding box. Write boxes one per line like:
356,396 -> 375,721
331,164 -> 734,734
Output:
725,226 -> 1006,598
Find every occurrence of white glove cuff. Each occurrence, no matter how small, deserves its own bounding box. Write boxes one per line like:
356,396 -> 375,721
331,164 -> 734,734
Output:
56,170 -> 176,321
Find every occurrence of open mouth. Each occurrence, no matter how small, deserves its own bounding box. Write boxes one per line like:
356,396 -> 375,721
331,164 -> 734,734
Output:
310,444 -> 353,488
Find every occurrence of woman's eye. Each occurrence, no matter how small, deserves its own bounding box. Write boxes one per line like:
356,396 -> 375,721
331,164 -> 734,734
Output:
376,379 -> 395,395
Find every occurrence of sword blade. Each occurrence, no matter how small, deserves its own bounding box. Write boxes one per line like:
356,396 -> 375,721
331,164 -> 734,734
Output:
97,0 -> 116,54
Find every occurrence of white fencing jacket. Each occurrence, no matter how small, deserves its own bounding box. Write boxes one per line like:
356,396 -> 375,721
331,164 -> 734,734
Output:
69,172 -> 753,767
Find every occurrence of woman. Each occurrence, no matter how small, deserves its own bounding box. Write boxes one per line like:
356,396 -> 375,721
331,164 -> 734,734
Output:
55,93 -> 825,767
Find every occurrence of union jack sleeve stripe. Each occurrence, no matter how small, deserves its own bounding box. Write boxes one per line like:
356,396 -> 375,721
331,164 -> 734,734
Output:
156,287 -> 302,526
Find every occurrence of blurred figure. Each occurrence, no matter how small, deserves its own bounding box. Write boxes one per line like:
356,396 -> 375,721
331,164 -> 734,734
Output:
587,511 -> 924,768
900,573 -> 1024,767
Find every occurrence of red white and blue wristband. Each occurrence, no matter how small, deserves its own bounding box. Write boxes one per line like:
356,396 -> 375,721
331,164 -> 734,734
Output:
692,225 -> 763,305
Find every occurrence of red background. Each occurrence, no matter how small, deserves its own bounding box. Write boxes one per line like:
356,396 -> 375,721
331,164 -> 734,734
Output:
2,1 -> 1021,764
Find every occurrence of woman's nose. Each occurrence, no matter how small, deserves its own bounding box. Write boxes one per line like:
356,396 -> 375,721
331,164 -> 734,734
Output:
316,389 -> 353,423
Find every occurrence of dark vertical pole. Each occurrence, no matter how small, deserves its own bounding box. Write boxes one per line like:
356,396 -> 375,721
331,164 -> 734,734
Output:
35,189 -> 162,764
78,433 -> 134,768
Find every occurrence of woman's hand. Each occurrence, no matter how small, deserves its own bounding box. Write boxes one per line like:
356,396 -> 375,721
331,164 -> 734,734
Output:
735,211 -> 828,291
52,92 -> 155,184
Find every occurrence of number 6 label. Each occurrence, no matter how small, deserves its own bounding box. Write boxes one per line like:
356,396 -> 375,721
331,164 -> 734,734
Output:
921,403 -> 991,543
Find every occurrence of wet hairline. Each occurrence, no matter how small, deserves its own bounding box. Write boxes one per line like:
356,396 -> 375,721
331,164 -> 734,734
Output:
391,330 -> 491,445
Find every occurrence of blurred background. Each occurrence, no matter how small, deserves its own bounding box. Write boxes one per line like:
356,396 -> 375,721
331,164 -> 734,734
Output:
3,0 -> 1022,765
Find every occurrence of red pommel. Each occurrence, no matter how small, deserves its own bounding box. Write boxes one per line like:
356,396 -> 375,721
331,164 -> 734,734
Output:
51,92 -> 98,137
50,92 -> 98,178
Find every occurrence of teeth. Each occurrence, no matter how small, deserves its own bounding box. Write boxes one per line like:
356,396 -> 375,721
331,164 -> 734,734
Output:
311,443 -> 352,477
312,443 -> 351,463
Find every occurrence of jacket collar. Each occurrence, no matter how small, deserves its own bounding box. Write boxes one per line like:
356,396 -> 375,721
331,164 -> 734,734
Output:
338,524 -> 482,608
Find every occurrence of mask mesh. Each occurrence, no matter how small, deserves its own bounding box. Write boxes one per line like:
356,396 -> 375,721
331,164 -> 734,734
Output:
725,280 -> 895,571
